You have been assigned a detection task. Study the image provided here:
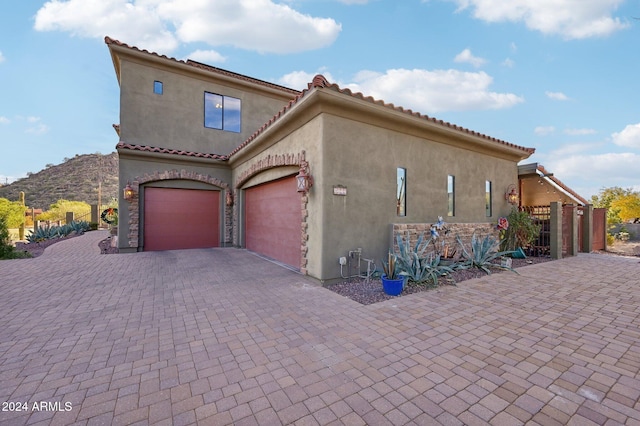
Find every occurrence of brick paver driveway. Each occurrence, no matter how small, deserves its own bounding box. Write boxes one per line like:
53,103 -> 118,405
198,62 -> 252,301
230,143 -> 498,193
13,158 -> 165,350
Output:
1,230 -> 639,425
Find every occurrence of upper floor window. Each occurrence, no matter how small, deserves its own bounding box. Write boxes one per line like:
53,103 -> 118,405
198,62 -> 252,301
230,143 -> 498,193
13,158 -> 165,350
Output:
204,92 -> 241,133
486,180 -> 492,217
447,175 -> 455,217
397,167 -> 406,216
153,81 -> 163,95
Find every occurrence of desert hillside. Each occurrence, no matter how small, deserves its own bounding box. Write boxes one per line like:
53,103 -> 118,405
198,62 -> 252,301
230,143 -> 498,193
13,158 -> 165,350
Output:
0,153 -> 118,210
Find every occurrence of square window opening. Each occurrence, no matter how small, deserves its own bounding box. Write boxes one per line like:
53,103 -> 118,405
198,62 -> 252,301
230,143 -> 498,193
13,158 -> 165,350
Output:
153,81 -> 163,95
204,92 -> 241,133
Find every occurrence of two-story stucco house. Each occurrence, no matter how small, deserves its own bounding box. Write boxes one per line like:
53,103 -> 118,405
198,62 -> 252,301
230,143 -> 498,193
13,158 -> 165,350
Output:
106,37 -> 535,283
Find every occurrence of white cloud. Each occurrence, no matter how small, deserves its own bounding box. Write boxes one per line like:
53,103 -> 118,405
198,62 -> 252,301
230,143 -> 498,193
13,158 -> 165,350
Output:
0,51 -> 5,63
34,0 -> 341,54
453,48 -> 487,68
612,123 -> 640,149
545,152 -> 640,181
564,128 -> 596,136
34,0 -> 178,52
534,126 -> 555,136
450,0 -> 629,39
337,0 -> 370,3
187,50 -> 227,64
502,58 -> 515,68
157,0 -> 341,54
25,123 -> 50,135
0,116 -> 9,124
342,68 -> 523,113
278,70 -> 335,89
545,142 -> 599,157
546,91 -> 569,101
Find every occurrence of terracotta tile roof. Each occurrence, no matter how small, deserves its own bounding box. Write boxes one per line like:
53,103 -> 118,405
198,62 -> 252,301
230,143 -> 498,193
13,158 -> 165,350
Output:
537,164 -> 589,205
104,37 -> 300,96
229,74 -> 535,158
116,142 -> 228,161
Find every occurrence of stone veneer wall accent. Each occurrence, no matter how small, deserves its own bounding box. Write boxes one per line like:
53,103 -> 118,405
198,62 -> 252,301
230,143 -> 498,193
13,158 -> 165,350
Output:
392,223 -> 499,257
127,169 -> 231,249
234,151 -> 310,275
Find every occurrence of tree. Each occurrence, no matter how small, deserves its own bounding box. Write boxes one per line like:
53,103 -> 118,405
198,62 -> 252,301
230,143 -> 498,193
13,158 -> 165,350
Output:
591,186 -> 640,224
0,198 -> 26,228
37,199 -> 91,222
611,193 -> 640,222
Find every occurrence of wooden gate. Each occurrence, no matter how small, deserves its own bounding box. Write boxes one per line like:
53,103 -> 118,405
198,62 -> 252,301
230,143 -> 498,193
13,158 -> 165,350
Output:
592,208 -> 607,251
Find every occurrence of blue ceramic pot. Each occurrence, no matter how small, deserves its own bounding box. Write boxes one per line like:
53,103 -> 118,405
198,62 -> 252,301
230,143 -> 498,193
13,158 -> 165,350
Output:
381,275 -> 405,296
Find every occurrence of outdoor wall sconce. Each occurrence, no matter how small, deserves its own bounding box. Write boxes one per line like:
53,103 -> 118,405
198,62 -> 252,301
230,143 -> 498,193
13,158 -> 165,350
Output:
296,160 -> 313,193
505,184 -> 519,205
123,182 -> 135,201
226,191 -> 234,207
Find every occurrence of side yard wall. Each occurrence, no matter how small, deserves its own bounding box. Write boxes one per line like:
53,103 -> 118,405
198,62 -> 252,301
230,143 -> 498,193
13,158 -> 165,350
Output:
391,222 -> 500,257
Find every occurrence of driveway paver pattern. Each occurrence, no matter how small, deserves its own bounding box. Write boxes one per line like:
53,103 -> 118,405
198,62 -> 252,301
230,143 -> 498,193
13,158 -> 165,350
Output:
1,230 -> 639,425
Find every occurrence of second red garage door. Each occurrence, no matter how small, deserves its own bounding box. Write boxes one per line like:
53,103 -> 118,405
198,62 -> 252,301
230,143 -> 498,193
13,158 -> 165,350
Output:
144,187 -> 219,251
245,176 -> 301,269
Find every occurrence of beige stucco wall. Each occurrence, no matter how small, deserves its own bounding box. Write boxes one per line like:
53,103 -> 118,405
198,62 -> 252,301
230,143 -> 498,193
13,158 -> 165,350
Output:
118,59 -> 295,155
229,94 -> 525,282
317,113 -> 519,281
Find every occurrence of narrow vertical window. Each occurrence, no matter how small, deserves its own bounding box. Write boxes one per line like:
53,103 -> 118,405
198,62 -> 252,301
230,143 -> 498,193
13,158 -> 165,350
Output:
153,81 -> 163,95
486,180 -> 492,217
397,167 -> 406,216
447,175 -> 455,217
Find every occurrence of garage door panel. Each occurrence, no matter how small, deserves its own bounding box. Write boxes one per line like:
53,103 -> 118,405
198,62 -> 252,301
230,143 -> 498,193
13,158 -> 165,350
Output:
144,187 -> 219,251
245,176 -> 300,269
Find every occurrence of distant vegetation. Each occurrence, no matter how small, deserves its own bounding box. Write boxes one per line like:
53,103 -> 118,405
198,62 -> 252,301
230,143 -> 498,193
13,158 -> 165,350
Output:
36,200 -> 92,222
0,153 -> 118,210
591,186 -> 640,224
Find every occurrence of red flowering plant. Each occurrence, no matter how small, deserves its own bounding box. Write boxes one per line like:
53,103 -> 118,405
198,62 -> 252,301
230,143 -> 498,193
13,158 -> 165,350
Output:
496,216 -> 509,244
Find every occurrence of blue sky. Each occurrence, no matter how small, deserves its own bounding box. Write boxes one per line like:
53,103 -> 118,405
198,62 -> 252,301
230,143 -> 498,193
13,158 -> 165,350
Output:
1,0 -> 638,200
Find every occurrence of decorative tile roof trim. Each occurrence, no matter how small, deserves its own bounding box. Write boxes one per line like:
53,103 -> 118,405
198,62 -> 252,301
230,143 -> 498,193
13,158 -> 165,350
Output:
537,164 -> 589,205
116,142 -> 229,161
229,74 -> 535,158
105,37 -> 300,96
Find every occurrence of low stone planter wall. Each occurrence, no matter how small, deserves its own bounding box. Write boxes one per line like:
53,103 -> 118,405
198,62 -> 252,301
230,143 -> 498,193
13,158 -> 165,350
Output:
391,222 -> 499,256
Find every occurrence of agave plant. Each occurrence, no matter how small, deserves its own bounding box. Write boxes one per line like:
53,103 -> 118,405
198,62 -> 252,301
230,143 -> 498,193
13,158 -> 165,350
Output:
457,232 -> 516,275
26,225 -> 58,243
69,220 -> 91,235
395,231 -> 456,285
382,251 -> 400,279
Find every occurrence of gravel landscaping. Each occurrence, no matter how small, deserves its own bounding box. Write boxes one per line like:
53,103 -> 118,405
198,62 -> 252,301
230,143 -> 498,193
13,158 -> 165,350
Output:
327,256 -> 553,305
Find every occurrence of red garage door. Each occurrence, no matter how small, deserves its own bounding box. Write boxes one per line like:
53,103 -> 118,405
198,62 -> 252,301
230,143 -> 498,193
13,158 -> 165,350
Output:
144,187 -> 219,251
245,176 -> 301,269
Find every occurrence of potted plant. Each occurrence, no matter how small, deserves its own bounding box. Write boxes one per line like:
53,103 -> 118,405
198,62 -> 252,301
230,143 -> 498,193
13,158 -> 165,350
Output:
381,251 -> 405,296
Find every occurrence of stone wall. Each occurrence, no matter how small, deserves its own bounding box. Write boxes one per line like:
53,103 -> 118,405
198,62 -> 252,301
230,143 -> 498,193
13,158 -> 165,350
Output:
391,222 -> 499,258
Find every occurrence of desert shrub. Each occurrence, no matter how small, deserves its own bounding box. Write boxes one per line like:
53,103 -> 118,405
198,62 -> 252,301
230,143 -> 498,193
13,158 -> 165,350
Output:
0,215 -> 30,259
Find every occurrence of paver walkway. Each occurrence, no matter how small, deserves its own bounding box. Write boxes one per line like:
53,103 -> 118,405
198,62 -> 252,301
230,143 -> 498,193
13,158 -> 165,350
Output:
1,231 -> 639,425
